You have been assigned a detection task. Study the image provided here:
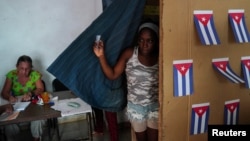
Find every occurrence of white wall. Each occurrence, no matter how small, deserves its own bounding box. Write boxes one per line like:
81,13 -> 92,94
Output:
0,0 -> 102,104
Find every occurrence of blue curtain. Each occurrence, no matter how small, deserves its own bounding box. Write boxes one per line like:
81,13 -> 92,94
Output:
102,0 -> 114,10
47,0 -> 146,112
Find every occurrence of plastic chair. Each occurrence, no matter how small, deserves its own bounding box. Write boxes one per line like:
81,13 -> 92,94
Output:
52,79 -> 69,92
42,80 -> 46,91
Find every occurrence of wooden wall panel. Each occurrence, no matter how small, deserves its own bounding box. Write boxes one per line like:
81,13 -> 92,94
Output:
160,0 -> 250,141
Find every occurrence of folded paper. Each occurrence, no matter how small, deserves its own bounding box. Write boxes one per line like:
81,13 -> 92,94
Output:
228,9 -> 250,43
224,99 -> 239,125
173,59 -> 194,97
194,10 -> 220,45
190,102 -> 210,135
241,56 -> 250,88
212,58 -> 244,83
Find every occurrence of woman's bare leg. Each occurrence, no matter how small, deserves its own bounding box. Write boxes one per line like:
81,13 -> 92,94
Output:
147,127 -> 158,141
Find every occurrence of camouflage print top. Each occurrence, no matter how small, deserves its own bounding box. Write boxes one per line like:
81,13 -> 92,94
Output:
125,46 -> 159,106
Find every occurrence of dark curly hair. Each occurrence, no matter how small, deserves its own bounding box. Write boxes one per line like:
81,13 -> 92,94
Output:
16,55 -> 33,68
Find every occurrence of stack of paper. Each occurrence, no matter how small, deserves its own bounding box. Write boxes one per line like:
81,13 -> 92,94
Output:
0,111 -> 20,121
51,98 -> 92,117
13,102 -> 30,111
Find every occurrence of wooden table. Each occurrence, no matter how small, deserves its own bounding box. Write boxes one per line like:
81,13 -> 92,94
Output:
0,91 -> 93,141
51,91 -> 93,141
0,103 -> 60,126
0,101 -> 61,141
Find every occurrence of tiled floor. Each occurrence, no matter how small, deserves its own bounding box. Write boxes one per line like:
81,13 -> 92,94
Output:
14,119 -> 131,141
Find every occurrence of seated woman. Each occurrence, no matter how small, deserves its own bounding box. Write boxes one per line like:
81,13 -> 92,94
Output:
1,55 -> 45,141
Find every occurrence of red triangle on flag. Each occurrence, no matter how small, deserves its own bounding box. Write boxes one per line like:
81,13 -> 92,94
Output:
229,13 -> 243,24
195,14 -> 212,26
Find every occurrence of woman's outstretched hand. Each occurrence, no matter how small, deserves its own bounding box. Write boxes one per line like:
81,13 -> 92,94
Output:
93,40 -> 104,58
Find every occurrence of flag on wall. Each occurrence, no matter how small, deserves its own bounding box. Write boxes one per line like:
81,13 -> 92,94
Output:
173,59 -> 194,97
224,99 -> 240,125
228,9 -> 250,43
241,56 -> 250,88
190,102 -> 210,135
194,10 -> 220,45
212,57 -> 244,83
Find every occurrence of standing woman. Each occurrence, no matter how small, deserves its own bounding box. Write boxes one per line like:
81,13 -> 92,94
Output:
1,55 -> 45,141
93,22 -> 159,141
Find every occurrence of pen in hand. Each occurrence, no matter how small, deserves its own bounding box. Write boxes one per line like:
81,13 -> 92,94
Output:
9,96 -> 18,104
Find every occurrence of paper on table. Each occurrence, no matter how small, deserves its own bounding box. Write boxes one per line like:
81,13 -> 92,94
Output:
51,98 -> 92,117
0,111 -> 20,121
13,102 -> 30,111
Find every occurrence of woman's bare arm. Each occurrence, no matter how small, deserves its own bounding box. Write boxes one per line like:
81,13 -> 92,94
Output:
1,78 -> 17,103
33,79 -> 45,95
93,40 -> 133,80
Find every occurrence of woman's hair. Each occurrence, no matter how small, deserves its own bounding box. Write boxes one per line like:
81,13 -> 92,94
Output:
16,55 -> 33,68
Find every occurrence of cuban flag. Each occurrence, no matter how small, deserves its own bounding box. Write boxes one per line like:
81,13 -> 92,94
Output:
224,99 -> 240,125
228,9 -> 250,43
173,59 -> 194,97
194,10 -> 220,45
212,58 -> 244,83
190,103 -> 210,135
241,56 -> 250,88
